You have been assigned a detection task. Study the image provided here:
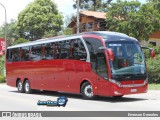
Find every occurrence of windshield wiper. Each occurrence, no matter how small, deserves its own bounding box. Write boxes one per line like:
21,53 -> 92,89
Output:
113,73 -> 147,80
114,73 -> 146,76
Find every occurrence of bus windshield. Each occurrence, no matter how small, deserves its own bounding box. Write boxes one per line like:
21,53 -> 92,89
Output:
106,41 -> 146,78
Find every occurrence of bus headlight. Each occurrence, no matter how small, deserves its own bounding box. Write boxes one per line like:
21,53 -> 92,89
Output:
144,77 -> 148,85
109,79 -> 121,87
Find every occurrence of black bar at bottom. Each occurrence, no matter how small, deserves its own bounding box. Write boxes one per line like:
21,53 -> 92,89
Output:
0,111 -> 159,117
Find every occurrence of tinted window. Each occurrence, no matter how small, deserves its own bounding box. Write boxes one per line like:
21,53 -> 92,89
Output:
83,38 -> 103,53
6,49 -> 11,62
107,41 -> 146,76
21,46 -> 30,61
53,42 -> 61,59
30,45 -> 42,60
96,53 -> 108,78
59,40 -> 69,59
77,39 -> 87,60
69,39 -> 87,60
84,38 -> 103,70
43,43 -> 54,60
11,48 -> 20,62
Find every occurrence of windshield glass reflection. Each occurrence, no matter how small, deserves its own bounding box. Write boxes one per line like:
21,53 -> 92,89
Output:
106,41 -> 146,76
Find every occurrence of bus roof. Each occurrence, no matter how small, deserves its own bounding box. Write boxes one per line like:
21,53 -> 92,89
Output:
7,35 -> 82,49
82,31 -> 138,42
7,31 -> 137,49
82,31 -> 128,37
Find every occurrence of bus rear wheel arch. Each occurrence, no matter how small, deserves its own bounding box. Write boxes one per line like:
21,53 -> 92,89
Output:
24,80 -> 32,94
17,79 -> 24,93
81,81 -> 95,99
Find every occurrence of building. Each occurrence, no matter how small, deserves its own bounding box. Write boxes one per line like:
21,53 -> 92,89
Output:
148,31 -> 160,46
68,10 -> 107,33
68,10 -> 160,46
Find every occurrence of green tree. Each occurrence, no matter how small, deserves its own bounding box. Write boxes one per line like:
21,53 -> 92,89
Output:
0,56 -> 5,82
0,26 -> 4,38
149,0 -> 160,12
146,0 -> 160,30
43,30 -> 57,38
105,0 -> 160,41
63,27 -> 73,35
0,56 -> 5,75
14,38 -> 29,45
73,0 -> 112,11
0,19 -> 19,46
137,3 -> 160,40
17,0 -> 63,41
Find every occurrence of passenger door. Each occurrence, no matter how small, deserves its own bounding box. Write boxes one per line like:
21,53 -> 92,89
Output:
96,52 -> 111,96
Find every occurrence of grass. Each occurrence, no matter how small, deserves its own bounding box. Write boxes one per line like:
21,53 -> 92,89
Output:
0,75 -> 5,83
148,84 -> 160,90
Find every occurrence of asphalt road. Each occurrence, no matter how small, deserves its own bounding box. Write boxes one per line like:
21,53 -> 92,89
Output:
0,83 -> 160,120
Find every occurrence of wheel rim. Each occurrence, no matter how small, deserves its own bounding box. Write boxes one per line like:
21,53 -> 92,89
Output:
18,82 -> 22,91
25,82 -> 30,92
84,85 -> 93,97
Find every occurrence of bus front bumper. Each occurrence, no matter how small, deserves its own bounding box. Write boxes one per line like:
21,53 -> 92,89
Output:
109,78 -> 148,96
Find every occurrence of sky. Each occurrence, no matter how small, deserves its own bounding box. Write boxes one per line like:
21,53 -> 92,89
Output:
0,0 -> 146,26
0,0 -> 75,26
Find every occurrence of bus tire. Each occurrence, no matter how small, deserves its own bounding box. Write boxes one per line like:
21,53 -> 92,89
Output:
81,82 -> 95,99
24,80 -> 32,94
17,80 -> 24,93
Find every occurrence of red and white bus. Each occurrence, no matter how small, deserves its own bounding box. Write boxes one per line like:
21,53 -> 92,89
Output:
6,31 -> 154,99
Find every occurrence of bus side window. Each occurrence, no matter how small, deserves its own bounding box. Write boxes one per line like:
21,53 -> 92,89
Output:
96,53 -> 108,78
83,38 -> 103,71
72,39 -> 80,60
69,40 -> 74,59
30,45 -> 42,61
77,39 -> 87,60
69,39 -> 87,60
53,42 -> 61,59
21,46 -> 30,61
59,40 -> 68,59
11,48 -> 20,62
7,49 -> 11,62
44,43 -> 54,60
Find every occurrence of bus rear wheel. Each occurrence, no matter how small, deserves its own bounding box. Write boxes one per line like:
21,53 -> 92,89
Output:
81,82 -> 95,99
17,80 -> 24,93
24,80 -> 32,94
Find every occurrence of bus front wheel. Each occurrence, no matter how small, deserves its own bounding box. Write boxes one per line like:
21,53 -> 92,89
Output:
24,80 -> 32,94
17,80 -> 24,93
81,82 -> 95,99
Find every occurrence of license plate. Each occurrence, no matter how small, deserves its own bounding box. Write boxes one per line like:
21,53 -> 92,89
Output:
131,89 -> 137,92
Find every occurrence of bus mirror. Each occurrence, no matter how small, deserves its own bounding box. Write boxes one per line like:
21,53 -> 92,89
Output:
107,49 -> 114,61
98,47 -> 114,61
141,47 -> 155,59
150,49 -> 155,59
